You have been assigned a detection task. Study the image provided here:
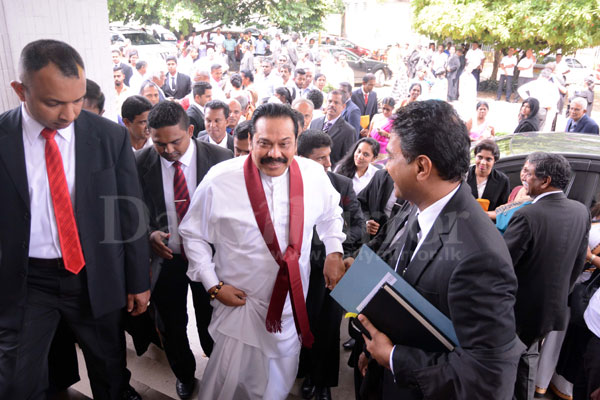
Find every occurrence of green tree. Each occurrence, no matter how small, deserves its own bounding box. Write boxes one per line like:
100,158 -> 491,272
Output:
107,0 -> 339,34
412,0 -> 600,79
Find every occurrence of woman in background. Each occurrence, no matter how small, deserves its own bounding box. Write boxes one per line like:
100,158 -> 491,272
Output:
335,138 -> 380,195
367,97 -> 395,156
466,101 -> 495,142
466,139 -> 510,211
514,97 -> 540,133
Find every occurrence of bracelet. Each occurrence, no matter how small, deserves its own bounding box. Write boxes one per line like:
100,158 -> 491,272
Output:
590,255 -> 597,264
209,281 -> 224,300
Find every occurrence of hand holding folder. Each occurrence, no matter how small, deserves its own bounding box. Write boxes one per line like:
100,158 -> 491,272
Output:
331,245 -> 459,352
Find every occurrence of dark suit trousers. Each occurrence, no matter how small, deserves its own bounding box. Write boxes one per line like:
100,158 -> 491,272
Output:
514,339 -> 541,400
151,254 -> 213,383
5,260 -> 126,400
300,260 -> 344,388
497,74 -> 514,101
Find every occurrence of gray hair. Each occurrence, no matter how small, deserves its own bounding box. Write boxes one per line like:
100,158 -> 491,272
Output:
292,98 -> 314,110
234,95 -> 249,111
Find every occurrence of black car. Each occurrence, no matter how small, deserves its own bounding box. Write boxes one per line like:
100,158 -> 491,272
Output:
494,132 -> 600,208
319,45 -> 392,86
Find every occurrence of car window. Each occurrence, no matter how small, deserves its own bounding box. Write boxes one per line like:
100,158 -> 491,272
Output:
542,56 -> 555,64
123,32 -> 160,45
110,34 -> 123,44
571,59 -> 584,68
338,39 -> 352,48
160,32 -> 177,41
334,49 -> 358,62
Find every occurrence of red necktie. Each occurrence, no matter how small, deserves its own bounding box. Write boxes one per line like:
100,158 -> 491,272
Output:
173,161 -> 190,255
41,128 -> 85,274
364,93 -> 368,106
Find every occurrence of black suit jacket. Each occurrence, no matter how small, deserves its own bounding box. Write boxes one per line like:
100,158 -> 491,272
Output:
351,88 -> 378,121
119,62 -> 133,86
341,99 -> 362,136
197,130 -> 234,153
0,108 -> 150,330
186,105 -> 205,138
327,171 -> 364,257
357,168 -> 396,228
135,139 -> 232,286
162,72 -> 192,100
371,184 -> 524,399
466,165 -> 510,211
309,116 -> 356,167
503,192 -> 590,346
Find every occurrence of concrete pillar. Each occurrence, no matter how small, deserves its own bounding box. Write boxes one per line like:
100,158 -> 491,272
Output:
0,0 -> 116,118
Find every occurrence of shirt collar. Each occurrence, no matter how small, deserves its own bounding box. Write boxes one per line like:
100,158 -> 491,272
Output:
326,114 -> 341,125
21,103 -> 73,146
532,190 -> 563,203
208,133 -> 228,148
159,139 -> 195,169
417,183 -> 461,242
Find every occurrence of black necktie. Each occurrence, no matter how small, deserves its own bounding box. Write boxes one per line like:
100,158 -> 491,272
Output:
390,201 -> 402,217
171,76 -> 176,91
395,216 -> 421,275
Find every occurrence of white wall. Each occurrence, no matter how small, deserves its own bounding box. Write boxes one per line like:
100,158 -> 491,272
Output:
0,0 -> 116,118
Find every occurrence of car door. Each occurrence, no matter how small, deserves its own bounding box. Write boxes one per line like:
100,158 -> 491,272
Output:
496,153 -> 600,208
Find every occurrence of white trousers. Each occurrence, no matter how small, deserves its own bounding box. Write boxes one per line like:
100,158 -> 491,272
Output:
199,334 -> 300,400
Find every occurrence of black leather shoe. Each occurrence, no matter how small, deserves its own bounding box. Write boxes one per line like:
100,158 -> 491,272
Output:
316,386 -> 332,400
301,377 -> 316,399
176,379 -> 196,399
343,337 -> 355,350
121,384 -> 142,400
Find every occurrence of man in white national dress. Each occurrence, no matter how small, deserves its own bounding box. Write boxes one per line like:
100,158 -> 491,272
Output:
179,103 -> 347,399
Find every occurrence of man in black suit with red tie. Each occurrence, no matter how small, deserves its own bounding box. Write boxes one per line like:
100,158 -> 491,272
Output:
353,100 -> 524,399
0,39 -> 151,399
351,73 -> 378,129
136,101 -> 232,398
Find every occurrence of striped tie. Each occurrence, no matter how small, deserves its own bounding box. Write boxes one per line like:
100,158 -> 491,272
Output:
173,161 -> 190,256
41,128 -> 85,274
173,161 -> 190,222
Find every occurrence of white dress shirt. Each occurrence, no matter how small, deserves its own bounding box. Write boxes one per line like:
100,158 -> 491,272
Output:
531,190 -> 563,204
159,141 -> 197,253
179,156 -> 345,357
167,72 -> 179,92
21,104 -> 76,258
208,133 -> 229,149
132,137 -> 153,153
352,163 -> 378,195
500,55 -> 517,76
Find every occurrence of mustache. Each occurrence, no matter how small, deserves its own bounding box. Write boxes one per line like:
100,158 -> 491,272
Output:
260,156 -> 288,165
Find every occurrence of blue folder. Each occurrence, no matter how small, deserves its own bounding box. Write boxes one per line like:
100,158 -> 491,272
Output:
331,245 -> 459,351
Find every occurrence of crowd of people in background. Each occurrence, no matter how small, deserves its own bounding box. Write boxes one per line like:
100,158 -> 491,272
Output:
105,29 -> 598,145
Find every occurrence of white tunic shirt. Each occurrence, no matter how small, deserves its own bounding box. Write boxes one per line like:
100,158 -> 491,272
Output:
180,155 -> 345,357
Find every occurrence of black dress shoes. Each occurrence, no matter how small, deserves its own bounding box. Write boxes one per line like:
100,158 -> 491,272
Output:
316,386 -> 332,400
343,337 -> 355,350
176,378 -> 196,399
121,384 -> 142,400
301,376 -> 316,399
